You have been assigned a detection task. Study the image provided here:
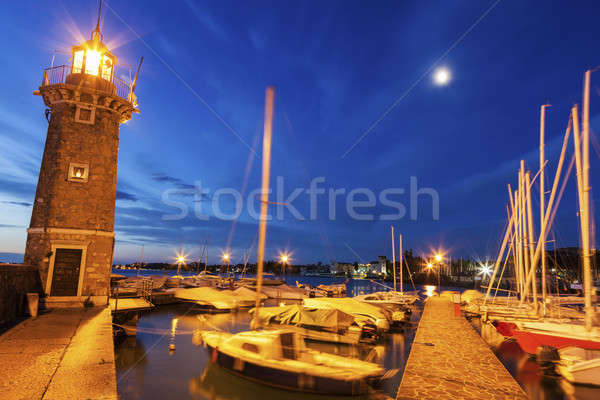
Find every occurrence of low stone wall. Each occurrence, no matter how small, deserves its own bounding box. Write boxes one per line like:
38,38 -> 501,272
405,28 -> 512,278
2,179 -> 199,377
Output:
0,264 -> 42,325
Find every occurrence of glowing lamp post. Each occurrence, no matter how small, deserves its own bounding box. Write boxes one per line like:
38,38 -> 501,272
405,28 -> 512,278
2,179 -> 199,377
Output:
280,254 -> 290,274
222,253 -> 231,275
176,255 -> 186,276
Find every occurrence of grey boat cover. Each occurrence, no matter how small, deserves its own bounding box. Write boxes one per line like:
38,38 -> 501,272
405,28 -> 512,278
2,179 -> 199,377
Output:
252,305 -> 355,332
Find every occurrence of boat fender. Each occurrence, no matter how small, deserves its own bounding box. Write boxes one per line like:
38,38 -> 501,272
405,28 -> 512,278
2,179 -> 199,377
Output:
211,348 -> 218,363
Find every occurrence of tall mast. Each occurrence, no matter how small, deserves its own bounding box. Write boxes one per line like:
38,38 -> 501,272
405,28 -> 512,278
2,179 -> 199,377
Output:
525,171 -> 538,314
508,185 -> 519,295
252,87 -> 275,329
399,233 -> 403,294
391,226 -> 396,292
539,104 -> 550,315
582,71 -> 593,332
138,244 -> 144,277
204,236 -> 209,273
484,191 -> 515,304
520,118 -> 572,303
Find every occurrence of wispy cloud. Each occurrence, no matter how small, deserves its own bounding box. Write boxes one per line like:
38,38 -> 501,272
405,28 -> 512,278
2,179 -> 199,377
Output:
1,200 -> 32,207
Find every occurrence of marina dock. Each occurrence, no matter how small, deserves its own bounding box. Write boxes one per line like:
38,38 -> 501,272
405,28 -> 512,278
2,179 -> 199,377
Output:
0,307 -> 117,400
396,297 -> 527,400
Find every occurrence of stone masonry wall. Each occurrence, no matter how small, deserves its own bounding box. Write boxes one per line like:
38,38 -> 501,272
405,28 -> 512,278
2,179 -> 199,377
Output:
28,102 -> 120,231
0,264 -> 42,325
25,231 -> 114,297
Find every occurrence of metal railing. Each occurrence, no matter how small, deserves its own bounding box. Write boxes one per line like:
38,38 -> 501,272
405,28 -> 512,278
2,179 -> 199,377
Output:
113,75 -> 132,101
42,65 -> 69,86
41,65 -> 132,102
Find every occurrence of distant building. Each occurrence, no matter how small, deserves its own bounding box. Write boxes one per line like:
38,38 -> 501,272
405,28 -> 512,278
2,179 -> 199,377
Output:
334,262 -> 354,275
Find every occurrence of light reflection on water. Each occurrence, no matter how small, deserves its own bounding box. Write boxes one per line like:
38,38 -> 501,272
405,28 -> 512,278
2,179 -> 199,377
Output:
114,277 -> 424,400
472,317 -> 600,400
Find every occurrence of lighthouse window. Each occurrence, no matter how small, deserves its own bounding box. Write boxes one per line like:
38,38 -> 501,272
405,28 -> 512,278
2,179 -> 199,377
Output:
68,162 -> 89,183
102,55 -> 113,81
73,50 -> 84,74
74,105 -> 95,124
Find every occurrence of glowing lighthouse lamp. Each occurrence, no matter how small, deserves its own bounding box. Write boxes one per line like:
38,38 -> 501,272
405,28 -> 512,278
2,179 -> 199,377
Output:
71,6 -> 115,82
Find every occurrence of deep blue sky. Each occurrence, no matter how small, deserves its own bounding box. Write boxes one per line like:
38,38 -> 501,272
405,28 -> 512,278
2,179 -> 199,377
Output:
1,1 -> 599,265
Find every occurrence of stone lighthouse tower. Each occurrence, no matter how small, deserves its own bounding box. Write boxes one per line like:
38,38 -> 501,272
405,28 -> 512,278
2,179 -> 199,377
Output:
24,9 -> 140,305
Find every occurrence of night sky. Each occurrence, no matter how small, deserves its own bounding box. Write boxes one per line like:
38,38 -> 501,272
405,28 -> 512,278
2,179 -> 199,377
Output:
1,1 -> 599,265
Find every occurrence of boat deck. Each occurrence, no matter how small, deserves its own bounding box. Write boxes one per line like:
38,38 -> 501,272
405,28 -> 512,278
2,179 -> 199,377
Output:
396,297 -> 527,400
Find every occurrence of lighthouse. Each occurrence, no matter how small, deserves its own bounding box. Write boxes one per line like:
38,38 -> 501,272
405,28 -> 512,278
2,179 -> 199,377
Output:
24,7 -> 140,305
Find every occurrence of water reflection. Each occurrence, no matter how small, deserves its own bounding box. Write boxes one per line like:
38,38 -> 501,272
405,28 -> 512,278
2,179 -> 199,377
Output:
115,299 -> 422,400
189,363 -> 378,400
472,317 -> 600,400
424,285 -> 436,297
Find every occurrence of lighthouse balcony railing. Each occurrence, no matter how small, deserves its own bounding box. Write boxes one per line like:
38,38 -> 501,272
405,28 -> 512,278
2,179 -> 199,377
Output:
42,65 -> 133,102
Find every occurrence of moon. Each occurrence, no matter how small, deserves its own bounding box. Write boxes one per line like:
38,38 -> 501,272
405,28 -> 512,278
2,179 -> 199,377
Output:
433,67 -> 451,86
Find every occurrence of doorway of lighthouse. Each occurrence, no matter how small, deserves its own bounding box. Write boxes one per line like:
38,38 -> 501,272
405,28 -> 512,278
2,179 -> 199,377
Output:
50,248 -> 83,296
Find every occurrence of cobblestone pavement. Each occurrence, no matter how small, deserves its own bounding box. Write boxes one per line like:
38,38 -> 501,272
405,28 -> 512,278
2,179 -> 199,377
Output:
0,307 -> 117,400
397,297 -> 527,400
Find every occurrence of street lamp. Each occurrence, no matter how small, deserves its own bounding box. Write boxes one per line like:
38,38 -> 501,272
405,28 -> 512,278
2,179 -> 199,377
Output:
222,253 -> 231,274
175,254 -> 186,276
280,253 -> 290,274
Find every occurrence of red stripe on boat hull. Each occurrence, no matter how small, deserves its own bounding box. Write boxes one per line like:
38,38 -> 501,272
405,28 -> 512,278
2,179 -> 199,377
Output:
512,330 -> 600,354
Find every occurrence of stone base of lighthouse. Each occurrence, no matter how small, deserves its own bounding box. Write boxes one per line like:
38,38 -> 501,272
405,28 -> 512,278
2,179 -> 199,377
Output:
24,228 -> 114,306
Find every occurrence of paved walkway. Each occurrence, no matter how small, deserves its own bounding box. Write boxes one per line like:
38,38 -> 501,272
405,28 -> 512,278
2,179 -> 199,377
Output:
0,307 -> 117,400
397,297 -> 527,400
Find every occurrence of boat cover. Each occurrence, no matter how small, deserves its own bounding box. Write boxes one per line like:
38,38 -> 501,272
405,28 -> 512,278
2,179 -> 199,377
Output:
252,304 -> 356,331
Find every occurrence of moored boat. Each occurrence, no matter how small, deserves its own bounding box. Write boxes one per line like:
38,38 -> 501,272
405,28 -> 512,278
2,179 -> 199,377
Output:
251,304 -> 379,344
199,329 -> 390,395
174,287 -> 241,312
557,347 -> 600,386
302,297 -> 391,332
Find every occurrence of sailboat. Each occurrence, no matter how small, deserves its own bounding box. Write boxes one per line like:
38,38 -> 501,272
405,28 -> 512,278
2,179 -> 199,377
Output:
485,73 -> 599,355
557,347 -> 600,386
375,228 -> 420,305
197,88 -> 391,394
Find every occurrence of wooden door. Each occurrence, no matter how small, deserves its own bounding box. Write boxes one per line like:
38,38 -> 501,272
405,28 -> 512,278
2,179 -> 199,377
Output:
50,248 -> 82,296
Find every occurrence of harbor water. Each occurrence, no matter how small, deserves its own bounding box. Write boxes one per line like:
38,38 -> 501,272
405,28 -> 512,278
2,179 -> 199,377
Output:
114,272 -> 422,399
113,271 -> 599,399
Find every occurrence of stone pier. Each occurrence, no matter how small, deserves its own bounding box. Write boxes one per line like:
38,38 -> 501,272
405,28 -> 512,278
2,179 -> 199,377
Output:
0,307 -> 117,400
397,297 -> 527,399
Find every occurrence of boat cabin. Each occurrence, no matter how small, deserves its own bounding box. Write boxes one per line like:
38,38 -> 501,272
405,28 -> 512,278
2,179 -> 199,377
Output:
227,330 -> 304,360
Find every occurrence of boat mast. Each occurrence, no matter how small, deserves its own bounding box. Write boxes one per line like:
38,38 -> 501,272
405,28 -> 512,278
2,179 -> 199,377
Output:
507,185 -> 519,296
399,233 -> 403,294
138,244 -> 144,277
540,104 -> 550,315
520,117 -> 571,304
483,188 -> 516,304
582,70 -> 593,332
252,87 -> 275,329
525,171 -> 538,314
514,187 -> 523,296
391,226 -> 396,292
204,236 -> 209,273
573,87 -> 593,332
